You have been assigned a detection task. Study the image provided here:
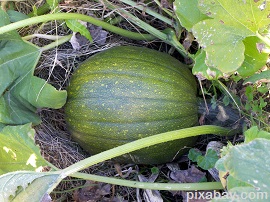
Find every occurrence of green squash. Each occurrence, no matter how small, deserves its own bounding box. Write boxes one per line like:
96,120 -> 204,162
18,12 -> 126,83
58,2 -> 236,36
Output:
65,46 -> 198,164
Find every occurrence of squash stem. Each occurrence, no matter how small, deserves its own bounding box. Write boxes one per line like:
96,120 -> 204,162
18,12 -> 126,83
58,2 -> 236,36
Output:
70,172 -> 224,191
40,34 -> 73,52
256,31 -> 270,48
61,125 -> 233,177
0,13 -> 156,41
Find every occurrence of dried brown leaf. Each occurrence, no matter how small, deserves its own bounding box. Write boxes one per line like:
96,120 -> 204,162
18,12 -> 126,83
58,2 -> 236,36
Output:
170,165 -> 205,183
73,181 -> 111,202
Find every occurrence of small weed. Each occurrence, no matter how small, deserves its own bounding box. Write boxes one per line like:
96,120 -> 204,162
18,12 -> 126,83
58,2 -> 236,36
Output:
244,83 -> 270,130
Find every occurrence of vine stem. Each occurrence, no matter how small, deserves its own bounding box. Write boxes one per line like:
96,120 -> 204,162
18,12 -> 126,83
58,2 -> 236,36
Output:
61,125 -> 232,177
22,33 -> 66,41
70,172 -> 224,191
40,34 -> 73,51
256,31 -> 270,47
0,13 -> 156,41
44,125 -> 231,192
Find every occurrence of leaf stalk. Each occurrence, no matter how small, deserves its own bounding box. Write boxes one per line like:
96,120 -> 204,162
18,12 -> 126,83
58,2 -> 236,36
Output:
70,172 -> 224,191
0,13 -> 156,41
61,125 -> 232,176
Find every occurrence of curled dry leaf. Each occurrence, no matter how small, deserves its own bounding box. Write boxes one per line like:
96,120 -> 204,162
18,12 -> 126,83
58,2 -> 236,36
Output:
114,163 -> 136,178
183,32 -> 195,51
73,181 -> 111,202
169,165 -> 205,183
168,164 -> 213,202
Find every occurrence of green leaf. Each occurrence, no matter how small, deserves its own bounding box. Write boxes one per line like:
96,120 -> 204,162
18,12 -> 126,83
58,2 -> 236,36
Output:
257,85 -> 269,94
245,85 -> 254,101
197,149 -> 219,170
46,0 -> 60,13
12,75 -> 67,109
211,187 -> 268,201
225,175 -> 251,191
0,13 -> 67,125
0,95 -> 40,125
244,126 -> 270,143
65,19 -> 93,42
192,0 -> 269,73
238,37 -> 269,78
222,95 -> 230,106
243,70 -> 270,84
0,171 -> 60,202
188,148 -> 202,162
188,148 -> 219,170
0,123 -> 4,131
174,0 -> 209,31
6,10 -> 29,22
193,19 -> 246,73
198,0 -> 269,31
192,50 -> 223,80
0,124 -> 48,175
151,167 -> 159,175
215,139 -> 270,193
0,8 -> 11,27
0,37 -> 40,95
46,0 -> 59,8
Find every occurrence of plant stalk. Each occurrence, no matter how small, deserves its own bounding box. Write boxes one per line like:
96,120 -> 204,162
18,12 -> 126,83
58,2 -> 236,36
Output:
61,125 -> 232,177
22,33 -> 66,41
256,31 -> 270,47
0,13 -> 156,41
70,172 -> 224,191
40,34 -> 73,52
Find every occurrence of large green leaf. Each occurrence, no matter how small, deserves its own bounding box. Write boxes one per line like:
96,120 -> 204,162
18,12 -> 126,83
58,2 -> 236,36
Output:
0,123 -> 4,131
0,34 -> 38,96
0,8 -> 14,27
198,0 -> 269,31
0,74 -> 67,125
0,171 -> 60,202
6,10 -> 29,22
244,126 -> 270,143
192,0 -> 269,73
0,9 -> 67,125
174,0 -> 209,31
238,37 -> 269,77
193,19 -> 246,73
211,186 -> 268,202
192,50 -> 223,80
0,124 -> 48,175
215,138 -> 270,200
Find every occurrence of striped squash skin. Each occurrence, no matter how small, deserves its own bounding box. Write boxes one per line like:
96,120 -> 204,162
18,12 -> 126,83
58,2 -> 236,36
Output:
65,46 -> 198,164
